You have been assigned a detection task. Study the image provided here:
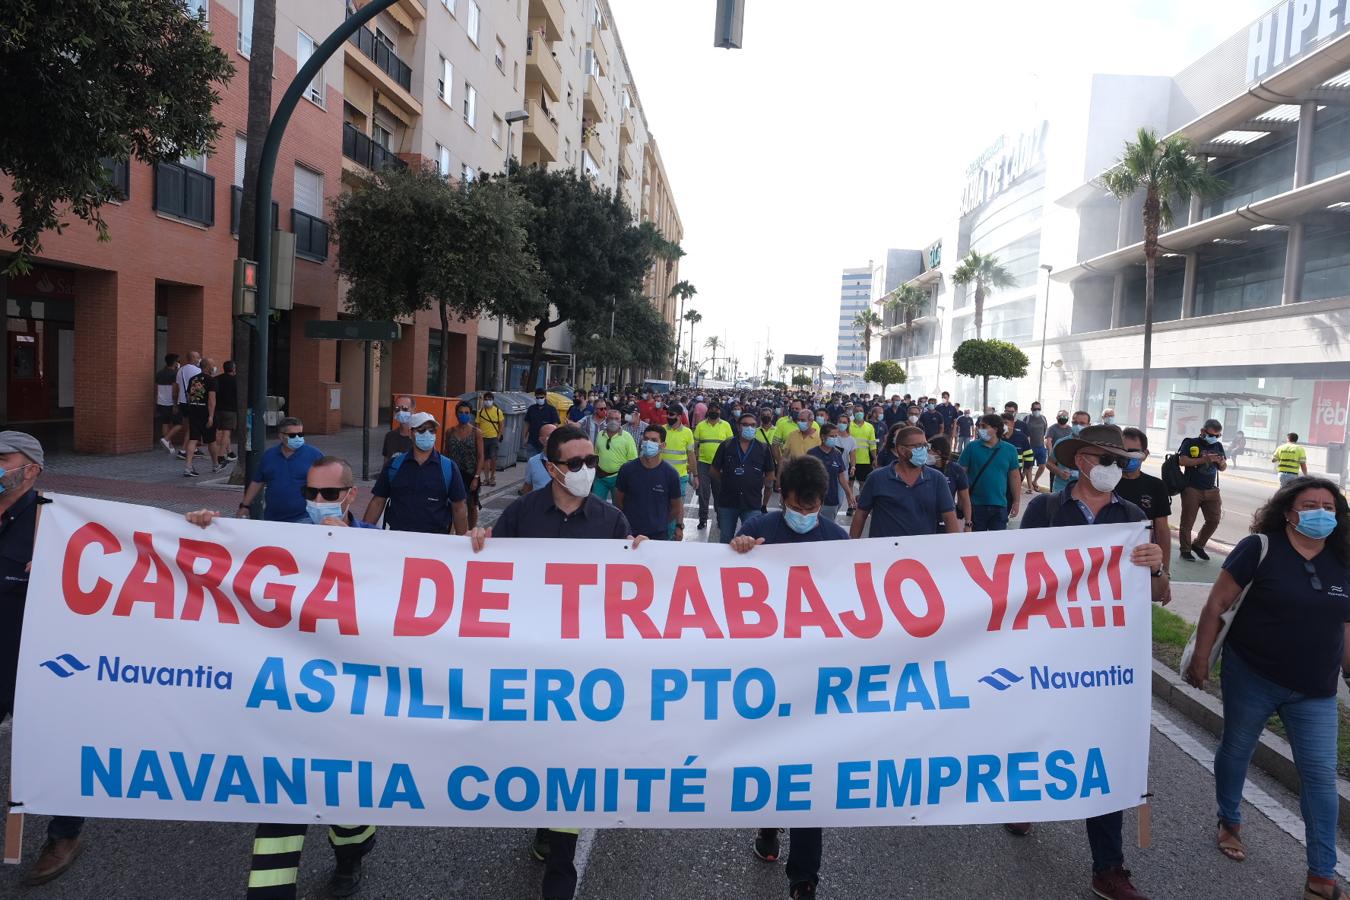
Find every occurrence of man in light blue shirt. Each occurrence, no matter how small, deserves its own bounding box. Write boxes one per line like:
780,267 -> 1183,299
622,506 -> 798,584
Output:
522,423 -> 557,494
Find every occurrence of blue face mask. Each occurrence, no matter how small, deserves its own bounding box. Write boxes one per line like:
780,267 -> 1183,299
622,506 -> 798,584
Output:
414,430 -> 436,451
827,437 -> 843,449
1071,424 -> 1085,435
286,435 -> 304,450
1123,458 -> 1143,474
0,464 -> 30,495
1205,434 -> 1221,444
457,413 -> 472,425
798,421 -> 810,431
306,500 -> 344,525
395,411 -> 411,425
783,506 -> 818,534
977,427 -> 992,442
741,426 -> 757,441
908,446 -> 930,467
815,415 -> 827,426
1295,508 -> 1338,540
640,440 -> 661,458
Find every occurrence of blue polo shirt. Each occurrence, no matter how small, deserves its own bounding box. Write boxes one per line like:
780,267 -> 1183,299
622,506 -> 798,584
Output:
858,463 -> 955,537
526,451 -> 553,490
615,459 -> 682,538
737,510 -> 849,544
254,443 -> 324,523
918,410 -> 945,439
711,437 -> 772,511
957,440 -> 1021,508
807,445 -> 848,506
1178,436 -> 1226,490
373,450 -> 468,534
1020,484 -> 1145,529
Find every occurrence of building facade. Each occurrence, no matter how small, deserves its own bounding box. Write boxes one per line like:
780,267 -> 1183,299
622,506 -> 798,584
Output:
835,265 -> 874,377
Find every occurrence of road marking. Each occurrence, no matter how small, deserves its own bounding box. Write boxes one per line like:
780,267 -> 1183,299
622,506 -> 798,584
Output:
573,828 -> 596,897
1151,707 -> 1350,880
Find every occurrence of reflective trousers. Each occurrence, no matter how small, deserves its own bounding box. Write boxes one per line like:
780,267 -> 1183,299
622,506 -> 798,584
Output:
246,823 -> 375,899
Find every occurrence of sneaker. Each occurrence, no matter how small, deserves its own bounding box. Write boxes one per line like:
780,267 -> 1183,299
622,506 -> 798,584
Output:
1091,865 -> 1148,900
176,450 -> 187,460
1193,546 -> 1211,561
194,448 -> 207,457
752,828 -> 781,862
327,856 -> 364,898
226,451 -> 238,461
183,469 -> 198,478
845,507 -> 854,517
1179,550 -> 1195,561
790,882 -> 817,900
530,828 -> 551,861
160,438 -> 174,454
697,520 -> 707,531
212,462 -> 228,473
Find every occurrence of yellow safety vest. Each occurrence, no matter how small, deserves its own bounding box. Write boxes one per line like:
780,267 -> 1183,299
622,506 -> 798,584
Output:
1274,443 -> 1305,474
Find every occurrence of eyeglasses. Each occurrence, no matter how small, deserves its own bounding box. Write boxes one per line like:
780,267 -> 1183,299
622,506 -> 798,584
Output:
552,454 -> 600,472
282,432 -> 304,439
394,406 -> 411,413
414,425 -> 437,434
302,485 -> 351,501
1082,454 -> 1122,468
1304,561 -> 1324,592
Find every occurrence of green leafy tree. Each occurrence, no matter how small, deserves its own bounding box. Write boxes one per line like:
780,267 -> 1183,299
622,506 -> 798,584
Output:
573,294 -> 672,382
864,360 -> 906,396
0,0 -> 235,271
508,167 -> 656,387
952,339 -> 1029,410
886,284 -> 928,373
852,308 -> 884,367
1102,128 -> 1225,420
333,166 -> 540,396
791,373 -> 813,387
952,252 -> 1016,340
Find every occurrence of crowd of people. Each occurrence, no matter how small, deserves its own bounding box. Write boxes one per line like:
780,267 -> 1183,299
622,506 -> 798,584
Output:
1,379 -> 1348,900
154,350 -> 241,477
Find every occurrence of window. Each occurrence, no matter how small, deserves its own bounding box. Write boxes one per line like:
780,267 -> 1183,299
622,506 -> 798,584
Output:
155,159 -> 214,226
441,0 -> 457,14
292,165 -> 327,262
372,123 -> 392,148
184,0 -> 208,22
100,158 -> 130,201
180,152 -> 207,172
564,137 -> 571,161
513,60 -> 520,92
238,0 -> 254,54
439,55 -> 453,105
462,164 -> 476,183
467,1 -> 481,45
463,82 -> 477,128
293,165 -> 323,218
297,31 -> 324,106
491,114 -> 503,147
233,134 -> 247,187
437,144 -> 452,177
495,38 -> 506,72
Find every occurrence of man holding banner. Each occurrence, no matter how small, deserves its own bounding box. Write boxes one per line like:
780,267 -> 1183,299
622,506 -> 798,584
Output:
1007,424 -> 1167,900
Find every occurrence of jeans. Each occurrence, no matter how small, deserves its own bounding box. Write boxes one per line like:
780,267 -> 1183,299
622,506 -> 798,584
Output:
1085,811 -> 1124,873
787,827 -> 823,885
718,507 -> 759,543
970,504 -> 1009,532
1179,486 -> 1222,551
1216,646 -> 1338,877
1279,472 -> 1299,485
821,504 -> 839,523
697,461 -> 714,521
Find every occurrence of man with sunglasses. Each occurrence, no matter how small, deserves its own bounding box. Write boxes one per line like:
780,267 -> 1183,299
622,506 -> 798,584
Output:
1005,423 -> 1167,900
237,417 -> 323,522
850,426 -> 958,539
187,456 -> 379,898
382,396 -> 416,463
467,423 -> 640,900
363,412 -> 468,534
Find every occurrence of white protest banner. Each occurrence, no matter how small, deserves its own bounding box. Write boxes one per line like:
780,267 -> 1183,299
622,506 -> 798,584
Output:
13,495 -> 1151,829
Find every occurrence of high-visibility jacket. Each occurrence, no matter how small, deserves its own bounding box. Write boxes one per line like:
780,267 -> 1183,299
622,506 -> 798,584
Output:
1273,442 -> 1306,475
693,418 -> 733,464
849,421 -> 877,465
662,424 -> 696,477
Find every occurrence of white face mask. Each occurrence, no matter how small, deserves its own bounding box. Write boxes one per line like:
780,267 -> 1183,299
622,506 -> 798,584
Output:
1087,461 -> 1124,493
555,463 -> 596,497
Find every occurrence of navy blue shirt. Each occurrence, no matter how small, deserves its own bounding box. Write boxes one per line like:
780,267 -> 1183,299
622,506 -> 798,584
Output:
737,510 -> 849,544
493,488 -> 631,539
524,401 -> 560,446
858,464 -> 955,537
711,437 -> 772,511
936,402 -> 959,429
807,446 -> 848,506
254,443 -> 324,523
615,459 -> 681,537
1178,436 -> 1225,490
918,410 -> 945,439
0,489 -> 40,720
930,461 -> 969,521
1020,484 -> 1146,529
955,415 -> 974,438
373,450 -> 468,534
1224,531 -> 1350,697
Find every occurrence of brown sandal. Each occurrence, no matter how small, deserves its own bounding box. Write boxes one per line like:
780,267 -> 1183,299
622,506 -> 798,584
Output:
1217,822 -> 1246,862
1306,877 -> 1345,900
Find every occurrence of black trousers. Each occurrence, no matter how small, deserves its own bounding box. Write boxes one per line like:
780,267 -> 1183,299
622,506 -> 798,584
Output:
1086,811 -> 1124,872
785,827 -> 823,885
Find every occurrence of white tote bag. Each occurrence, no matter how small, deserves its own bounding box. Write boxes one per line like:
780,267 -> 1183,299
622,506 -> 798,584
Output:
1179,534 -> 1268,675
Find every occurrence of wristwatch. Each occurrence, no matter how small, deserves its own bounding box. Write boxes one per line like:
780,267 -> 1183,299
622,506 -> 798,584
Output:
1151,566 -> 1166,578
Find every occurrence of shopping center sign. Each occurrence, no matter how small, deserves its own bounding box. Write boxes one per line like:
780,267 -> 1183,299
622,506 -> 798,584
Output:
961,122 -> 1048,216
1248,0 -> 1350,83
1310,380 -> 1350,445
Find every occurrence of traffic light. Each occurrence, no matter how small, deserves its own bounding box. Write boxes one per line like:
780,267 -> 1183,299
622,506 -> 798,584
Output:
714,0 -> 744,49
233,258 -> 257,316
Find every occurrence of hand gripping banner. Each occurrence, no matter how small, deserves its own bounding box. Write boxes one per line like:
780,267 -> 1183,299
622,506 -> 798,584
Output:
12,496 -> 1151,828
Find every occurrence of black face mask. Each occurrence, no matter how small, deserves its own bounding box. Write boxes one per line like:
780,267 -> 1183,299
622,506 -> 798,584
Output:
1057,417 -> 1069,424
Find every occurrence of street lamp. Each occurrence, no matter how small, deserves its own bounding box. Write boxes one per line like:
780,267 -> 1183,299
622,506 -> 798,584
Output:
932,304 -> 947,394
1036,264 -> 1054,403
494,109 -> 530,392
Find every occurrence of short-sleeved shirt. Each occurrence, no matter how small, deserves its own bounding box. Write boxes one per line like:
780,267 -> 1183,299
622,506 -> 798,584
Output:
694,418 -> 733,464
1047,422 -> 1074,446
858,464 -> 955,537
849,422 -> 877,464
1113,472 -> 1173,521
1274,443 -> 1307,474
662,425 -> 696,477
382,428 -> 412,460
712,438 -> 772,510
524,402 -> 560,445
175,363 -> 201,404
492,488 -> 631,540
568,403 -> 590,423
254,443 -> 324,523
184,371 -> 215,408
372,450 -> 468,533
1178,436 -> 1225,490
615,460 -> 682,537
936,403 -> 959,429
955,415 -> 974,438
476,405 -> 505,439
526,451 -> 553,490
807,446 -> 848,506
1024,413 -> 1048,445
783,426 -> 822,460
214,374 -> 239,413
957,440 -> 1021,508
1007,430 -> 1034,467
737,510 -> 850,544
596,429 -> 638,476
155,366 -> 177,406
930,461 -> 970,520
1225,531 -> 1350,697
918,410 -> 946,439
1020,484 -> 1145,530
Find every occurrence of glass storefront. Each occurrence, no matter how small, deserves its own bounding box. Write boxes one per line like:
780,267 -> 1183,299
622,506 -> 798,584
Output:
3,273 -> 76,429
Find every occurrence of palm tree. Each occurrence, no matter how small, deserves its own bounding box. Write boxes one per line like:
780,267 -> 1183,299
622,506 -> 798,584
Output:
704,335 -> 721,378
669,280 -> 697,374
852,308 -> 883,367
886,284 -> 929,374
763,349 -> 773,383
1102,127 -> 1224,422
683,309 -> 701,384
952,251 -> 1015,340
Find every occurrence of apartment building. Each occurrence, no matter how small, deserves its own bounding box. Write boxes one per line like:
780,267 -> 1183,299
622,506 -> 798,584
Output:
835,266 -> 873,377
1,0 -> 347,453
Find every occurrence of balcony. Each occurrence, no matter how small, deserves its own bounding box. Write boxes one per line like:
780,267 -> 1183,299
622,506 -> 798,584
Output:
522,99 -> 558,163
229,186 -> 279,236
589,31 -> 610,78
292,209 -> 329,262
342,122 -> 407,173
525,35 -> 562,102
344,26 -> 422,118
528,0 -> 564,42
154,161 -> 214,226
584,74 -> 607,123
584,130 -> 604,165
620,107 -> 635,146
348,25 -> 412,91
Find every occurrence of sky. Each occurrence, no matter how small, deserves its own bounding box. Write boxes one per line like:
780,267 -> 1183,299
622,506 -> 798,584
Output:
605,0 -> 1278,376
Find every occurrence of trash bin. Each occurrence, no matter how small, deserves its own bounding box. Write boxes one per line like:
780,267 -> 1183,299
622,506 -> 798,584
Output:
1327,441 -> 1347,480
461,390 -> 525,470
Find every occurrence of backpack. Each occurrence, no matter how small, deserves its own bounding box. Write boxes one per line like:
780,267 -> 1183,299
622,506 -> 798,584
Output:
388,451 -> 457,495
1160,453 -> 1187,496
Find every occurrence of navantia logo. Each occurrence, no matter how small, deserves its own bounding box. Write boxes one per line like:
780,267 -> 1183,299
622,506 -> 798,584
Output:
40,653 -> 90,678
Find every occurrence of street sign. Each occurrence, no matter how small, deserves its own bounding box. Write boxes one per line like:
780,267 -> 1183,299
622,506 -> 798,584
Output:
302,320 -> 402,341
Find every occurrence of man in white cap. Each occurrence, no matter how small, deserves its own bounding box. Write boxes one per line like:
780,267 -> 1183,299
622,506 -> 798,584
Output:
363,411 -> 469,533
0,431 -> 88,885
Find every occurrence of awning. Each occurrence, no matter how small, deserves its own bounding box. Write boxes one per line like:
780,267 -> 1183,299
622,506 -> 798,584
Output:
1172,391 -> 1297,408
